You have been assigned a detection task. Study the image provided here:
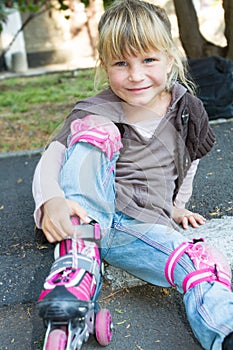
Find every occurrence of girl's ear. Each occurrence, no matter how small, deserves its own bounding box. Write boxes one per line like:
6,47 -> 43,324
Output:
99,58 -> 108,74
99,57 -> 106,69
167,56 -> 175,74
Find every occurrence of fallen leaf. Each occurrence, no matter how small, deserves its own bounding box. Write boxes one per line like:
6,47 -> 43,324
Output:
27,307 -> 32,318
136,345 -> 144,350
116,320 -> 127,325
37,244 -> 48,250
161,288 -> 169,295
115,309 -> 124,314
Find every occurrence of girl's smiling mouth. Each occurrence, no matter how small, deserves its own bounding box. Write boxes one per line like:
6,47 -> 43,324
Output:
126,85 -> 152,92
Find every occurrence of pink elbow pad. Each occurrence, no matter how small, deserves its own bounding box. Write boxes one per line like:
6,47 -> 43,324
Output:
68,115 -> 123,160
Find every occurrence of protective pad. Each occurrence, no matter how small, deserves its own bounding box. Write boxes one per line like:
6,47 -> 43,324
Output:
165,239 -> 232,293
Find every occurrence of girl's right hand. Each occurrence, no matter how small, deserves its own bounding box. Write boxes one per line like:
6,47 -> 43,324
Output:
172,206 -> 206,230
41,197 -> 91,243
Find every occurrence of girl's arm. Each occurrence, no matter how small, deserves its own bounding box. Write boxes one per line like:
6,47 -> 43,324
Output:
173,159 -> 206,229
174,159 -> 199,209
32,141 -> 66,228
32,140 -> 90,242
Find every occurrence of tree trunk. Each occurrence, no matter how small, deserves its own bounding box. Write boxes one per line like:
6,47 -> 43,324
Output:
223,0 -> 233,59
173,0 -> 226,59
85,0 -> 104,58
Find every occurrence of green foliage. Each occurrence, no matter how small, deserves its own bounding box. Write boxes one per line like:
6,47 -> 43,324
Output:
0,3 -> 8,32
103,0 -> 114,9
0,0 -> 70,32
57,0 -> 69,11
1,1 -> 45,13
0,0 -> 111,33
80,0 -> 113,9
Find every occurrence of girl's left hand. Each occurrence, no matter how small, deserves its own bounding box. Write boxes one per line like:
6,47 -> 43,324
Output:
172,206 -> 206,230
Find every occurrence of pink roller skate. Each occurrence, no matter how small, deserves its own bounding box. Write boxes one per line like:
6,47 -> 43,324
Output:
38,232 -> 113,350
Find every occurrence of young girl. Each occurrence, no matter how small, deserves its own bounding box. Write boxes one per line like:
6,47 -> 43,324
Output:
33,1 -> 233,349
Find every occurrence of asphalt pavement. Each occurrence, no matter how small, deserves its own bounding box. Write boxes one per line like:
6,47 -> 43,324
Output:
0,119 -> 232,350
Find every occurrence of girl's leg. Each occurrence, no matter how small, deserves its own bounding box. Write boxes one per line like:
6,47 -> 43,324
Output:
101,212 -> 233,350
38,116 -> 120,319
60,142 -> 118,232
59,114 -> 122,233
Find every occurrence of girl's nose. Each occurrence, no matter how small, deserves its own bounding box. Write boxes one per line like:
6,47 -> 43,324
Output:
128,67 -> 144,82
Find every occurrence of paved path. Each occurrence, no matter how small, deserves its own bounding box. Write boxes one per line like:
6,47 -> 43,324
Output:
0,120 -> 232,349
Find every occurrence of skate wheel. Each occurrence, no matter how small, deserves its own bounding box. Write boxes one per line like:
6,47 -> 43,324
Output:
45,329 -> 67,350
95,308 -> 113,346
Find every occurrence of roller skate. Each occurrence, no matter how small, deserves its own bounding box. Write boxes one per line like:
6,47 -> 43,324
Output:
38,228 -> 113,350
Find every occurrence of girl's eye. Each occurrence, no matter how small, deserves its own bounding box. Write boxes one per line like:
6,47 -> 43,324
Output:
144,58 -> 156,64
115,61 -> 127,67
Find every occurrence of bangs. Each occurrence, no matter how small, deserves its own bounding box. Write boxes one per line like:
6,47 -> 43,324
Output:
98,2 -> 173,64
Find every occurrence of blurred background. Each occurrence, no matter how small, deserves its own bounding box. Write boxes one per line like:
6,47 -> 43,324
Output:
0,0 -> 229,72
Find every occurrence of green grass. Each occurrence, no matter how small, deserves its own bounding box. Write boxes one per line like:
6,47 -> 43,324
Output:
0,69 -> 100,152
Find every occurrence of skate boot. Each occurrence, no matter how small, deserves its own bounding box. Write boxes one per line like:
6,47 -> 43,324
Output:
223,332 -> 233,349
38,238 -> 113,350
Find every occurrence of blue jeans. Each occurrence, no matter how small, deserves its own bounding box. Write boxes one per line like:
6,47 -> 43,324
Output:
60,142 -> 233,350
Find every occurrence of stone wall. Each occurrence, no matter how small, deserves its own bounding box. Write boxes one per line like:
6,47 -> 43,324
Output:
21,2 -> 95,68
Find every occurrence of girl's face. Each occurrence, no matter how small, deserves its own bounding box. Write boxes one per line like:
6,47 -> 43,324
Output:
105,50 -> 173,112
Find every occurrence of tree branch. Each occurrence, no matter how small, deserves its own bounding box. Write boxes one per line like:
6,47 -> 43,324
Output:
0,7 -> 49,62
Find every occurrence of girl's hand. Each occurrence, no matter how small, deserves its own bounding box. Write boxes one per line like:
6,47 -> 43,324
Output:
41,197 -> 90,243
172,206 -> 206,230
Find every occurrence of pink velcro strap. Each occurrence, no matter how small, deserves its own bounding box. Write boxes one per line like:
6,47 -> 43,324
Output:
183,268 -> 232,293
68,115 -> 123,160
93,223 -> 101,240
165,242 -> 192,287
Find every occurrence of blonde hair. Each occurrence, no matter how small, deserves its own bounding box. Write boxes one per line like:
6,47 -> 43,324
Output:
95,0 -> 195,94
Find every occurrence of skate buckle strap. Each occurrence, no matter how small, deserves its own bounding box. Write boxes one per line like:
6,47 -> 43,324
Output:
49,254 -> 100,283
76,222 -> 101,240
71,216 -> 101,240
